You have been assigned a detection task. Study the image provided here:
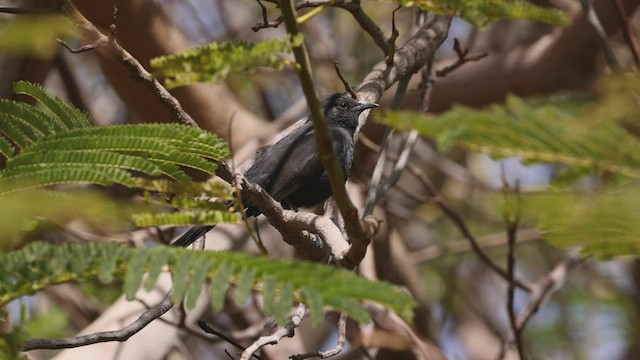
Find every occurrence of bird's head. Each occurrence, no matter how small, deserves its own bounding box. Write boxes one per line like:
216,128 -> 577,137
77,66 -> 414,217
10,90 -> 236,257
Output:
322,93 -> 378,132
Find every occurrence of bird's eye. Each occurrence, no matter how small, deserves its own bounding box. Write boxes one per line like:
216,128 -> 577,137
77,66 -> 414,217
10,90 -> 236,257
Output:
338,101 -> 347,109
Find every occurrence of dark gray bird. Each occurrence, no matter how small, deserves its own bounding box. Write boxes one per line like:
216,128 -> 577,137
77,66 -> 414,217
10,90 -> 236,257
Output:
171,93 -> 378,247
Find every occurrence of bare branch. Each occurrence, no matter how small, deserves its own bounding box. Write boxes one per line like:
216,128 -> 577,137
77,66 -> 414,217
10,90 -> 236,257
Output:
385,6 -> 401,67
436,38 -> 488,78
338,1 -> 391,55
23,293 -> 174,350
198,321 -> 263,360
516,254 -> 583,328
503,177 -> 525,359
613,0 -> 640,67
334,62 -> 358,99
252,0 -> 283,32
59,1 -> 198,127
240,304 -> 307,360
291,313 -> 347,360
405,162 -> 534,292
579,0 -> 620,70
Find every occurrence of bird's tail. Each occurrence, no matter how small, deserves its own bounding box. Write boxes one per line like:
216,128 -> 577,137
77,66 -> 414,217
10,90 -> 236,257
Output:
170,225 -> 215,247
170,194 -> 252,247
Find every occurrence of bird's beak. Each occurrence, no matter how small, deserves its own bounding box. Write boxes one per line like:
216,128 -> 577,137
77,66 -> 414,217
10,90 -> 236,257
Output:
353,102 -> 379,113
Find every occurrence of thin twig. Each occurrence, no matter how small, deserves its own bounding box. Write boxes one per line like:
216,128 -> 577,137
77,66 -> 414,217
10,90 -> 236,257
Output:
612,0 -> 640,67
436,38 -> 488,78
503,175 -> 525,359
198,321 -> 263,360
252,0 -> 283,32
291,313 -> 347,359
334,62 -> 357,99
378,130 -> 418,195
363,127 -> 393,216
24,293 -> 174,350
362,75 -> 410,217
409,228 -> 542,264
516,254 -> 583,328
339,1 -> 390,55
407,162 -> 534,292
385,6 -> 401,67
240,304 -> 307,360
419,53 -> 437,112
579,0 -> 620,70
59,1 -> 199,127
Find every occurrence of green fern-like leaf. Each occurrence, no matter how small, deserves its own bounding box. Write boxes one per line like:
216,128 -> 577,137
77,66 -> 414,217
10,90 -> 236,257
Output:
395,0 -> 570,27
211,262 -> 233,312
0,167 -> 134,195
517,188 -> 640,260
13,81 -> 93,129
0,99 -> 63,135
150,36 -> 294,89
131,210 -> 240,227
0,242 -> 417,324
57,124 -> 231,161
381,94 -> 640,179
0,136 -> 14,158
4,151 -> 164,177
142,192 -> 233,211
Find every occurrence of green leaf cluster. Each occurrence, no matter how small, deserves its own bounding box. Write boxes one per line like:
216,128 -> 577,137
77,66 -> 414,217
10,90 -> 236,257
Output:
0,241 -> 416,325
396,0 -> 570,27
381,75 -> 640,260
0,81 -> 238,235
382,86 -> 640,179
150,36 -> 296,89
521,189 -> 640,260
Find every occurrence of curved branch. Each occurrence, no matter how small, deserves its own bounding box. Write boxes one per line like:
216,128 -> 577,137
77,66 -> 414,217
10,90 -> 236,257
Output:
24,293 -> 174,351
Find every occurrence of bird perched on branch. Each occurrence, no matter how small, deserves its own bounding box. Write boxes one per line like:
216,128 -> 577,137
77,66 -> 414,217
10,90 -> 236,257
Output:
171,93 -> 378,247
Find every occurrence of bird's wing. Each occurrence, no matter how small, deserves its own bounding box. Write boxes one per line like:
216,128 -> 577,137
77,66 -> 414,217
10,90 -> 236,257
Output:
243,124 -> 312,188
257,128 -> 323,202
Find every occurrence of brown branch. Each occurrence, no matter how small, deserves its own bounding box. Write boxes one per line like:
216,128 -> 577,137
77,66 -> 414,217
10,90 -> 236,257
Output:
579,0 -> 620,70
385,6 -> 401,67
343,13 -> 452,269
613,0 -> 640,67
291,313 -> 347,359
436,38 -> 488,78
252,0 -> 283,32
59,1 -> 198,127
279,0 -> 370,268
198,321 -> 263,360
354,12 -> 451,113
516,254 -> 583,328
407,163 -> 534,292
334,62 -> 357,99
503,178 -> 525,359
241,176 -> 349,261
240,304 -> 307,360
338,1 -> 391,56
23,293 -> 174,350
